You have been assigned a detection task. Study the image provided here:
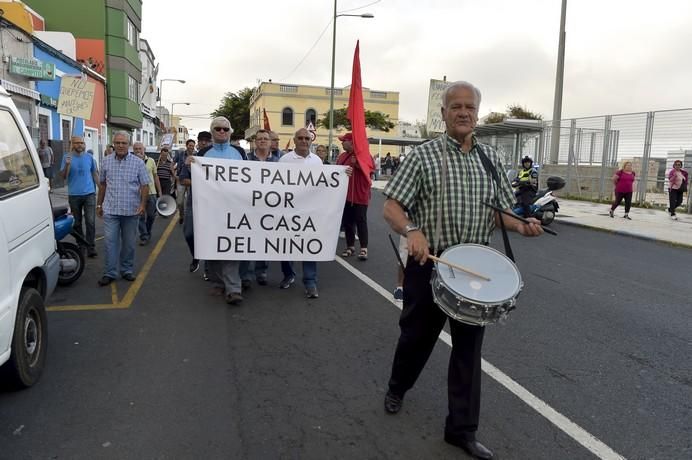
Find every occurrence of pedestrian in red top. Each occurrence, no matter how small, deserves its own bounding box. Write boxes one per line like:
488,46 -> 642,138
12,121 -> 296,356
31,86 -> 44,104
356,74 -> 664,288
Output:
609,161 -> 636,219
337,132 -> 375,260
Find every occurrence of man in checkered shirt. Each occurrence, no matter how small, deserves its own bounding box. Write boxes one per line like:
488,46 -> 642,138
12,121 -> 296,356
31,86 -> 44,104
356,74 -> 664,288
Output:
381,81 -> 543,460
96,131 -> 150,286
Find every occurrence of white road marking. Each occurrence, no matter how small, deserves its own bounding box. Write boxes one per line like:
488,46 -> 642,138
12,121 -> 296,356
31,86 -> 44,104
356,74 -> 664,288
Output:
335,256 -> 627,460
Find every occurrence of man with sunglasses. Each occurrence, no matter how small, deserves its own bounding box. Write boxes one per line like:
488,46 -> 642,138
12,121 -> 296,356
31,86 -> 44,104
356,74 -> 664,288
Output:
182,117 -> 245,305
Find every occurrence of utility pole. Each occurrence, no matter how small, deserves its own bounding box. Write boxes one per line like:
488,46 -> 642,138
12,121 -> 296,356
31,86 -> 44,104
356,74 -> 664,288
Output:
549,0 -> 567,164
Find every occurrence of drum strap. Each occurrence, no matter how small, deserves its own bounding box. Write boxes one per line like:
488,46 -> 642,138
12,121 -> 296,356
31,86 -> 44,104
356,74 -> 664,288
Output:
476,149 -> 515,262
433,134 -> 451,254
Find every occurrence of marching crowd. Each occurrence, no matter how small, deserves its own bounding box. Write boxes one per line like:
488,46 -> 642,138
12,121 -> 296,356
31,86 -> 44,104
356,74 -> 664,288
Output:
58,117 -> 370,306
55,80 -> 690,460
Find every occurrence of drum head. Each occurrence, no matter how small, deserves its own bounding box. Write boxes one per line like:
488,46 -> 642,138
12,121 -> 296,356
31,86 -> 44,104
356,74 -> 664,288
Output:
436,244 -> 521,304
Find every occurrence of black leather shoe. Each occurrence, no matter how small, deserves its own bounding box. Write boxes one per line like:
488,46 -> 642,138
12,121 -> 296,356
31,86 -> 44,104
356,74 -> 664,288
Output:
384,390 -> 403,414
122,273 -> 136,282
97,276 -> 114,287
445,437 -> 494,460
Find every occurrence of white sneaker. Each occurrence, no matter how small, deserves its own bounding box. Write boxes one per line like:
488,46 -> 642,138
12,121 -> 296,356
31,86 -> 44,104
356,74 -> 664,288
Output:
671,215 -> 678,220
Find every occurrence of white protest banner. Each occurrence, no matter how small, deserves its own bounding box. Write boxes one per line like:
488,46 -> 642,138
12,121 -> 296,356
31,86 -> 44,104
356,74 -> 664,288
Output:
57,76 -> 96,119
425,78 -> 453,135
191,158 -> 349,261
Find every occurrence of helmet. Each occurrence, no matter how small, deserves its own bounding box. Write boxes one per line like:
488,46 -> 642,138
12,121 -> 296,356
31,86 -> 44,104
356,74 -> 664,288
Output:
521,156 -> 533,166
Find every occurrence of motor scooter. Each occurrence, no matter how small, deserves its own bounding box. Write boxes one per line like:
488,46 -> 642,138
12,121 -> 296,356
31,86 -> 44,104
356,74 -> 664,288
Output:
511,176 -> 566,225
53,205 -> 86,286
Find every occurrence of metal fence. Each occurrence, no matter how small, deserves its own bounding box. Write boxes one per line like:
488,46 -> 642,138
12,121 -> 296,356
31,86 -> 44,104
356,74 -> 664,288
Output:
478,108 -> 692,211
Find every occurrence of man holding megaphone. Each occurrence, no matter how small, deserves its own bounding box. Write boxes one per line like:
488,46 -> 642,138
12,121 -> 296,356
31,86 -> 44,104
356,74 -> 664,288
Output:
133,142 -> 161,246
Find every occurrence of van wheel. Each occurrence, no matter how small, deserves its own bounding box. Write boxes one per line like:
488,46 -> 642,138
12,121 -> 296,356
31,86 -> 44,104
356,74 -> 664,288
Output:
0,287 -> 47,389
57,241 -> 85,286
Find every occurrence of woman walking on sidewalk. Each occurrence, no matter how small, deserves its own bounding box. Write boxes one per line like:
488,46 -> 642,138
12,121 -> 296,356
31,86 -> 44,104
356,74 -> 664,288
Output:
609,161 -> 635,219
667,160 -> 688,220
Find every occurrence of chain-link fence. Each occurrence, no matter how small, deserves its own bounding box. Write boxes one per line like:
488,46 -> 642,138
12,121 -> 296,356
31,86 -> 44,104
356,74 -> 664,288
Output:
479,108 -> 692,212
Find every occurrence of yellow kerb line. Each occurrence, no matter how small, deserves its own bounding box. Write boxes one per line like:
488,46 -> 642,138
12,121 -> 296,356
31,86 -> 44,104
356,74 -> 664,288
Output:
47,214 -> 178,312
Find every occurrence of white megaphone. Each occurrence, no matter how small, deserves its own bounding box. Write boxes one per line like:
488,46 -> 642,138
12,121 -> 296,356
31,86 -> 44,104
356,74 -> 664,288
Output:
156,194 -> 177,217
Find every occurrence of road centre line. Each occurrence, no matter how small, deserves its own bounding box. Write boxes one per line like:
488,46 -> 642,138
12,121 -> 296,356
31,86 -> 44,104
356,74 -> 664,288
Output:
47,214 -> 179,312
334,256 -> 627,460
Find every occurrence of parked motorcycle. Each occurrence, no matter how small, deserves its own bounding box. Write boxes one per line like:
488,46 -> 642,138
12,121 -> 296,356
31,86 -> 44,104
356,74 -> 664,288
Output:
511,176 -> 566,226
53,206 -> 86,286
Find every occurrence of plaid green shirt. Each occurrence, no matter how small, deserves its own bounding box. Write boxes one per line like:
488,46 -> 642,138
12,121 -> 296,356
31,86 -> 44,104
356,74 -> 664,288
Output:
383,134 -> 514,250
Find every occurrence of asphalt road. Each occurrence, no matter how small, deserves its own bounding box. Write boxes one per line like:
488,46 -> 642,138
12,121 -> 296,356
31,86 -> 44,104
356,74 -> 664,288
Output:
1,193 -> 690,460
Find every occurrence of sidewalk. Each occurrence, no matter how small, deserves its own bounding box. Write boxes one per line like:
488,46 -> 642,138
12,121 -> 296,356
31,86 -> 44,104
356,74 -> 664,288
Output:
554,199 -> 692,248
371,180 -> 692,249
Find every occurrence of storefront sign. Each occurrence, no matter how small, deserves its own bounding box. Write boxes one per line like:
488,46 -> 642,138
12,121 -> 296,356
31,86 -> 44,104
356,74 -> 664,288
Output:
40,94 -> 58,108
9,57 -> 55,80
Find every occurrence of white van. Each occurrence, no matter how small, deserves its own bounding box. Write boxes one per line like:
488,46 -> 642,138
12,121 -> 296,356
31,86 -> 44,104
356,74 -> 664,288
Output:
0,85 -> 59,388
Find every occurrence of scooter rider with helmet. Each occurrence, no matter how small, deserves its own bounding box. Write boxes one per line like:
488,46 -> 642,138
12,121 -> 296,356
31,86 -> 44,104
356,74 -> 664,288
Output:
512,156 -> 539,217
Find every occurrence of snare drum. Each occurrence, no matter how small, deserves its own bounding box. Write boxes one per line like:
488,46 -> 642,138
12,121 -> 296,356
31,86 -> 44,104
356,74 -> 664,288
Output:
431,244 -> 523,326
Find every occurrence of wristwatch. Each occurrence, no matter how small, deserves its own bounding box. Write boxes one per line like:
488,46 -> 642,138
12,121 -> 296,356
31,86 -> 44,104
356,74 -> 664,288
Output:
404,224 -> 420,234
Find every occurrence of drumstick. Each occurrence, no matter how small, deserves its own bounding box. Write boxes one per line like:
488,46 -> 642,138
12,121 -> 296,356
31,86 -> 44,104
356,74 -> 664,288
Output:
481,201 -> 558,236
428,255 -> 491,282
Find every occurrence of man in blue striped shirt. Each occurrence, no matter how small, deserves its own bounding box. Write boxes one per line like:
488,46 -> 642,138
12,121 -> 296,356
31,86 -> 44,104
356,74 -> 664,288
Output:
96,131 -> 150,286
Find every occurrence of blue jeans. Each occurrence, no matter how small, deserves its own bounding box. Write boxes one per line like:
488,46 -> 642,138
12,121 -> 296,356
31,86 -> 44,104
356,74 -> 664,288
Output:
103,214 -> 139,279
240,260 -> 269,281
68,193 -> 96,251
138,194 -> 157,241
281,261 -> 317,289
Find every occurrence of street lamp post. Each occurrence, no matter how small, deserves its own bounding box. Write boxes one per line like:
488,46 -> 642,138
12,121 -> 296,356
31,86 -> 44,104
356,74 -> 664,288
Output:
159,78 -> 185,128
327,0 -> 373,154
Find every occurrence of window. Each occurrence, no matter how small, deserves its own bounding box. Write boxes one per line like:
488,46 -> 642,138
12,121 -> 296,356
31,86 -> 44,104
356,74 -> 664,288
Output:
0,110 -> 39,198
126,18 -> 138,48
282,107 -> 294,126
280,85 -> 298,93
128,75 -> 138,102
305,109 -> 316,126
38,114 -> 49,142
371,91 -> 387,98
61,119 -> 71,142
325,88 -> 342,96
149,132 -> 154,146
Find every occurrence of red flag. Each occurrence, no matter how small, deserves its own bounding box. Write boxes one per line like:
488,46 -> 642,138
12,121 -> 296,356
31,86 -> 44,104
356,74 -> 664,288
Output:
346,40 -> 373,182
263,108 -> 271,130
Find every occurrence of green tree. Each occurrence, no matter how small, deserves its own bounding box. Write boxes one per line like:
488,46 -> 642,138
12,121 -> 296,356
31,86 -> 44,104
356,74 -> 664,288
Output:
484,112 -> 507,124
211,87 -> 255,137
318,108 -> 396,132
483,105 -> 542,124
506,104 -> 543,120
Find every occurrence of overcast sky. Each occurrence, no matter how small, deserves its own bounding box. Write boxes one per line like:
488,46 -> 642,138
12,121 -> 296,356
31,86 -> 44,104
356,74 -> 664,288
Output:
142,0 -> 692,134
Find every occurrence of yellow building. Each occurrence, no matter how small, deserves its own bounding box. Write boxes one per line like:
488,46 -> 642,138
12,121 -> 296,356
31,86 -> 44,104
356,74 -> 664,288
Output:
170,115 -> 189,149
247,80 -> 399,157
